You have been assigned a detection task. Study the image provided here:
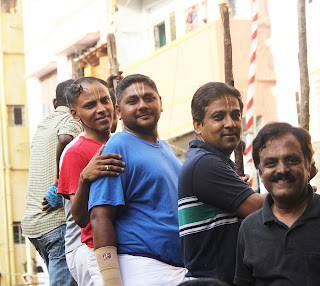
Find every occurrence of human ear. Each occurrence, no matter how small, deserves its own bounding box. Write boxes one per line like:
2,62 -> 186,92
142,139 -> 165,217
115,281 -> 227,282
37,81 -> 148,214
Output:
70,108 -> 81,122
193,120 -> 202,135
159,95 -> 163,112
258,168 -> 264,183
113,108 -> 118,119
115,105 -> 122,120
52,98 -> 58,109
309,159 -> 318,181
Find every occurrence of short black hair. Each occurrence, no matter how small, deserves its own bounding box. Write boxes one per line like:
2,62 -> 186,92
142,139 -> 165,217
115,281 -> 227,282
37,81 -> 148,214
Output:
191,82 -> 243,124
252,122 -> 314,170
64,77 -> 115,109
56,79 -> 74,106
115,74 -> 159,104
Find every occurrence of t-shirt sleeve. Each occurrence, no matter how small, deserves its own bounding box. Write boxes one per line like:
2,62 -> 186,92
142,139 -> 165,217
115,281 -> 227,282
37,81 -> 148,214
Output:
88,139 -> 125,211
58,117 -> 83,138
57,150 -> 86,198
193,154 -> 255,211
234,224 -> 255,286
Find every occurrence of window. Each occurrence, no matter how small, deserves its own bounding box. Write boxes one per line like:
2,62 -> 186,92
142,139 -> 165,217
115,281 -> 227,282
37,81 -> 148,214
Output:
185,2 -> 207,33
70,54 -> 84,79
13,221 -> 25,244
1,0 -> 17,13
40,71 -> 57,117
154,22 -> 166,50
8,105 -> 24,126
169,13 -> 176,42
227,0 -> 237,18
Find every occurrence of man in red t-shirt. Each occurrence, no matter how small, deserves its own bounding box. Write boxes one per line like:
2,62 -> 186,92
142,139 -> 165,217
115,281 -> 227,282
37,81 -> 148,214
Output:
58,76 -> 124,285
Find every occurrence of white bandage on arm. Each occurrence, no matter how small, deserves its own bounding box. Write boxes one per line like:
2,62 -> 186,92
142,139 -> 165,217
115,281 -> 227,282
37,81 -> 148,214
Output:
95,246 -> 123,286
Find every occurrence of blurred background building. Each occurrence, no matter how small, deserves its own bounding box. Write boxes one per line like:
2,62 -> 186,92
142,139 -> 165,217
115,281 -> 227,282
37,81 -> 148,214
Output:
3,0 -> 320,285
23,0 -> 277,161
0,0 -> 34,285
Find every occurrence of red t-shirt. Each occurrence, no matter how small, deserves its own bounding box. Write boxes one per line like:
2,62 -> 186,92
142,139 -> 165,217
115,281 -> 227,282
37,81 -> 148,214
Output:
58,136 -> 102,248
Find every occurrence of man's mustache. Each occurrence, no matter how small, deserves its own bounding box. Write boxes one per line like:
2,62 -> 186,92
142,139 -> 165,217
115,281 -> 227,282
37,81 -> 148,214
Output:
270,172 -> 296,183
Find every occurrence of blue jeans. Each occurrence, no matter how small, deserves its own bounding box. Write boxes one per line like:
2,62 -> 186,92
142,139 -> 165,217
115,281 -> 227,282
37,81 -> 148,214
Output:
29,224 -> 77,286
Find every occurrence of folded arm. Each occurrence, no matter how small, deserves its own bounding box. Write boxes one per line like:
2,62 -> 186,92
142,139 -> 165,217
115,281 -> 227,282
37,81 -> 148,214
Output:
91,205 -> 122,285
71,145 -> 125,227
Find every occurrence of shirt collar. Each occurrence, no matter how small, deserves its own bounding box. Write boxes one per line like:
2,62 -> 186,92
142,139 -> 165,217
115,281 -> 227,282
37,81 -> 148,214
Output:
189,139 -> 237,170
262,185 -> 320,225
55,106 -> 70,113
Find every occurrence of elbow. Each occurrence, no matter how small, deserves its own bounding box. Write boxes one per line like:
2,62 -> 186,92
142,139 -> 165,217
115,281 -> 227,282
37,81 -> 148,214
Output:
90,205 -> 117,232
58,134 -> 73,147
90,208 -> 106,232
71,207 -> 89,228
75,217 -> 89,229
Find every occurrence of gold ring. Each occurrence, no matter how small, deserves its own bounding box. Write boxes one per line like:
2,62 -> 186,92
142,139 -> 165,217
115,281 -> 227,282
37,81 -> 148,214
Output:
105,165 -> 109,171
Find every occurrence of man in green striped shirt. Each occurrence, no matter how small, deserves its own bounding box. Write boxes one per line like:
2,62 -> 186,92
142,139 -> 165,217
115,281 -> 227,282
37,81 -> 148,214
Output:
178,82 -> 264,285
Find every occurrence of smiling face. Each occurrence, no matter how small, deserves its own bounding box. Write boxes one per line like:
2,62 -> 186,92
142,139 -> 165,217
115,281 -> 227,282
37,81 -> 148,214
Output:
193,95 -> 242,157
71,81 -> 114,141
117,82 -> 162,138
259,133 -> 310,205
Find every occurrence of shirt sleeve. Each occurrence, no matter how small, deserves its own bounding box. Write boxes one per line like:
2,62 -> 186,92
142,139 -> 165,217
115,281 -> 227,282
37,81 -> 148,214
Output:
88,140 -> 126,211
234,224 -> 255,286
193,154 -> 254,211
58,117 -> 83,138
57,150 -> 86,198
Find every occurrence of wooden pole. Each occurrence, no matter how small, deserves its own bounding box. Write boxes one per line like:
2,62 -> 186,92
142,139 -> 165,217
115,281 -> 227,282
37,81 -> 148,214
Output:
219,3 -> 244,176
297,0 -> 309,130
219,3 -> 234,87
295,91 -> 301,125
107,33 -> 120,90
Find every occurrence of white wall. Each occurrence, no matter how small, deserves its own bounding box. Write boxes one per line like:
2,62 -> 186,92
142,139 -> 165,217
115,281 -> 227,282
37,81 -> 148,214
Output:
268,0 -> 299,126
23,0 -> 107,76
268,0 -> 320,133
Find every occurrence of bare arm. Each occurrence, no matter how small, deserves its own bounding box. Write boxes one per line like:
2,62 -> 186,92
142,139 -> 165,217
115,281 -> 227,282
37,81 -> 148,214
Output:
91,205 -> 118,249
41,134 -> 73,213
91,205 -> 123,285
71,175 -> 91,228
106,71 -> 123,92
56,134 -> 73,179
236,192 -> 265,218
71,145 -> 125,228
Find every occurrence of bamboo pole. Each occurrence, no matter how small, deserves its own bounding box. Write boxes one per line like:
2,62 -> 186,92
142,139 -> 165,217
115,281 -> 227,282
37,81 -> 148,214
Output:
295,91 -> 301,125
219,3 -> 244,176
297,0 -> 309,130
107,33 -> 120,90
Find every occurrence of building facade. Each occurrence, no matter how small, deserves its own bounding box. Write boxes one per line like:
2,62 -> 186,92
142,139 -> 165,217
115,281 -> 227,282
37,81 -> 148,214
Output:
0,0 -> 36,285
24,0 -> 277,157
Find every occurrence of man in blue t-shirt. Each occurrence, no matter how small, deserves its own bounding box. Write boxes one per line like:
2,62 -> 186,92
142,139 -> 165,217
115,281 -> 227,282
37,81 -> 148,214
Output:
89,74 -> 186,286
178,82 -> 264,285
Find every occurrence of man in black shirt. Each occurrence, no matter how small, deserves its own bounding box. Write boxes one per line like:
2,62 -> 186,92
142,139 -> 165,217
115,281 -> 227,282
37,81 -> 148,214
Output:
234,122 -> 319,286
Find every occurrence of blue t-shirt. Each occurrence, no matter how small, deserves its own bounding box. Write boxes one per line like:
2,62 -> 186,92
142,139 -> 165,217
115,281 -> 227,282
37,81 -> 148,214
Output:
89,130 -> 183,266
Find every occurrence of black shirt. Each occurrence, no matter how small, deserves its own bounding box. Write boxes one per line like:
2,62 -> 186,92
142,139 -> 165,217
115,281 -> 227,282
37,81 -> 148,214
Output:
234,185 -> 320,286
